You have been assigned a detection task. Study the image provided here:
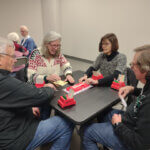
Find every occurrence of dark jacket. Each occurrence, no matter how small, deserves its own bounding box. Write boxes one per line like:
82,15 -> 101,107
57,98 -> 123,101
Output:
114,79 -> 150,150
0,69 -> 54,150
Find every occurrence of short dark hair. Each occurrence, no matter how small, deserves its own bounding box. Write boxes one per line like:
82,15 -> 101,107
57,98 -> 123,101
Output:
99,33 -> 119,52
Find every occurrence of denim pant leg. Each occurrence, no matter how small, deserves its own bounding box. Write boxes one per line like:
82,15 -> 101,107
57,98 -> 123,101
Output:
26,116 -> 74,150
102,109 -> 124,122
83,122 -> 128,150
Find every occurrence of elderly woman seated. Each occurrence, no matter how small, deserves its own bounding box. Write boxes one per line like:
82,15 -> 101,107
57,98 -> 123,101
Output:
7,32 -> 29,81
27,31 -> 75,119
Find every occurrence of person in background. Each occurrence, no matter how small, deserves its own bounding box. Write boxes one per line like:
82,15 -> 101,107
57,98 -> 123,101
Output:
7,32 -> 29,81
20,25 -> 37,56
0,37 -> 74,150
27,31 -> 75,120
83,45 -> 150,150
7,32 -> 29,56
79,33 -> 127,86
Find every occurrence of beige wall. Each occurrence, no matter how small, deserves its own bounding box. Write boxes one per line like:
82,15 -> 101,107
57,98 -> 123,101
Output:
1,0 -> 150,64
0,0 -> 43,46
60,0 -> 150,64
41,0 -> 61,35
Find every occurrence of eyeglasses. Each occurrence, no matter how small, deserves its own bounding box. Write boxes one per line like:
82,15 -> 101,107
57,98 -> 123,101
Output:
129,62 -> 138,68
0,53 -> 16,59
48,43 -> 61,48
102,42 -> 111,46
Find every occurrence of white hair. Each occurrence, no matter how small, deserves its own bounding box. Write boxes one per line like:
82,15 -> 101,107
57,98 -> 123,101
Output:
7,32 -> 20,43
41,31 -> 61,58
43,31 -> 61,44
0,37 -> 14,53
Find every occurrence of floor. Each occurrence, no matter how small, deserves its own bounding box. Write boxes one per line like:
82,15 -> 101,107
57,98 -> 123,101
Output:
36,57 -> 93,150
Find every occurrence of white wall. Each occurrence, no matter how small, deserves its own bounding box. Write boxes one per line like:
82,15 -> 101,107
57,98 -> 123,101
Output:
1,0 -> 150,64
0,0 -> 43,46
60,0 -> 150,64
41,0 -> 61,35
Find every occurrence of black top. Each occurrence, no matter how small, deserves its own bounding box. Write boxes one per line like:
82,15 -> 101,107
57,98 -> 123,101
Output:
0,69 -> 54,150
114,79 -> 150,150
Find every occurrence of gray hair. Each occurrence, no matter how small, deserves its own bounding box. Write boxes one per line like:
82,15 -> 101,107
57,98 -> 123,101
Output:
134,45 -> 150,73
41,31 -> 61,58
0,37 -> 14,53
7,32 -> 20,43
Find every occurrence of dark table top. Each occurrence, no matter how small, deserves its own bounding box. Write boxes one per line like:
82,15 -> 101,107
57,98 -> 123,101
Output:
50,70 -> 119,125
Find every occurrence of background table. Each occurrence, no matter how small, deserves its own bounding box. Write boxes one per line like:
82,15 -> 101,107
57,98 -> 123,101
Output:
50,70 -> 120,125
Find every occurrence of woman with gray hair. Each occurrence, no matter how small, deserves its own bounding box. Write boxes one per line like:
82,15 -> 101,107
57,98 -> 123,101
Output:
7,32 -> 28,56
28,31 -> 74,84
27,31 -> 75,119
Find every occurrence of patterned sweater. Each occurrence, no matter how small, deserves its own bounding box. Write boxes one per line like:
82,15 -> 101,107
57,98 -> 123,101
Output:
85,52 -> 127,86
27,48 -> 72,84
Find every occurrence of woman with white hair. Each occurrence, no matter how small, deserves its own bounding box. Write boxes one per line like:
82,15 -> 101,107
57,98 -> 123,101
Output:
7,32 -> 28,56
7,32 -> 29,81
27,31 -> 75,119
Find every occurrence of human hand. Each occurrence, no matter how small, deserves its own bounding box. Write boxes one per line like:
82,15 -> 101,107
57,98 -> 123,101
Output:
118,86 -> 134,98
44,83 -> 57,90
111,114 -> 122,125
85,78 -> 98,85
32,107 -> 40,117
65,74 -> 75,84
79,75 -> 88,82
46,74 -> 61,82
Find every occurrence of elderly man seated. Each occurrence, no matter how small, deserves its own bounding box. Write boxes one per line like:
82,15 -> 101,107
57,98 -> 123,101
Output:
0,37 -> 73,150
20,25 -> 37,56
82,45 -> 150,150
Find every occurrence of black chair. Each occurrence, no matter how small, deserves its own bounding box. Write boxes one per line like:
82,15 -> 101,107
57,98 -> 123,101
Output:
14,57 -> 28,82
127,67 -> 138,87
126,67 -> 138,105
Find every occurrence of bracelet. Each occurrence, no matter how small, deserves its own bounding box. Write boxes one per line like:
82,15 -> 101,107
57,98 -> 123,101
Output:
44,76 -> 48,83
113,122 -> 121,128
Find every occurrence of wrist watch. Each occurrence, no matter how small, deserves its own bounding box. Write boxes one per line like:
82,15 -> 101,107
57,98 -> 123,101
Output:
113,122 -> 121,128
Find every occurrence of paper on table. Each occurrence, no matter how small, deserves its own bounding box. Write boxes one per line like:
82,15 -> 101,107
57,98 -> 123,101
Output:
120,96 -> 127,108
63,85 -> 93,95
53,80 -> 68,86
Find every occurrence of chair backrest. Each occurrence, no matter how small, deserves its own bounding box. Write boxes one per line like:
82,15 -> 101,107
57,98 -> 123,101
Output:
14,57 -> 28,82
14,56 -> 28,67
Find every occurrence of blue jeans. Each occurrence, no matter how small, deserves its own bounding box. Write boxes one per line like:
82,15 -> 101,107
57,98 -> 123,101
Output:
83,109 -> 129,150
26,116 -> 74,150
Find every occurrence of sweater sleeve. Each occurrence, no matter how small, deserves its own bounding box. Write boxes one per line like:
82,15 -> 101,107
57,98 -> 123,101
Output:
98,53 -> 127,86
27,49 -> 45,84
115,54 -> 127,73
85,54 -> 102,77
60,54 -> 72,76
0,76 -> 54,109
26,38 -> 37,54
85,66 -> 96,77
98,70 -> 121,86
114,99 -> 150,150
114,122 -> 144,150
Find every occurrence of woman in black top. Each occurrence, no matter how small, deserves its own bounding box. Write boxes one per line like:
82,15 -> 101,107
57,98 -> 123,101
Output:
79,33 -> 127,86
